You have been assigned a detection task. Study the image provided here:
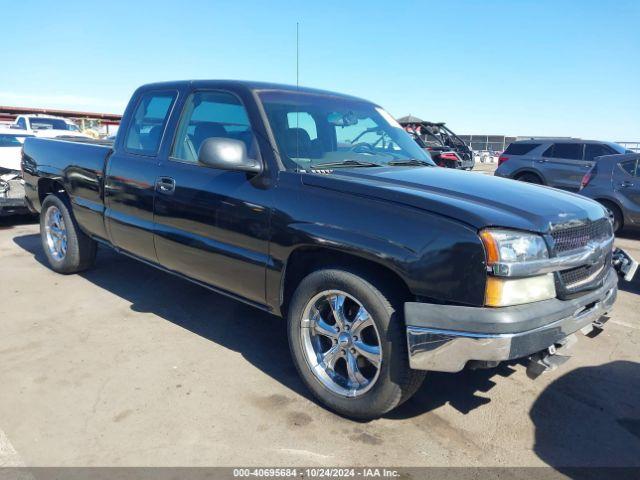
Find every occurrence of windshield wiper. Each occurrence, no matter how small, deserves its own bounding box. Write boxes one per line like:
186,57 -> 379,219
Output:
387,159 -> 434,167
312,159 -> 381,168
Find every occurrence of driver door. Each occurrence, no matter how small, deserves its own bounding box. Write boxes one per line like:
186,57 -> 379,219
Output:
153,89 -> 272,305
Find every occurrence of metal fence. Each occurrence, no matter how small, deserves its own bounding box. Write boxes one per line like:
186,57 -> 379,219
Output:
618,142 -> 640,153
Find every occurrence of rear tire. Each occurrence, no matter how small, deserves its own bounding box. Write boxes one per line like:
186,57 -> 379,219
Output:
40,194 -> 97,274
517,172 -> 543,185
287,268 -> 425,419
599,200 -> 623,234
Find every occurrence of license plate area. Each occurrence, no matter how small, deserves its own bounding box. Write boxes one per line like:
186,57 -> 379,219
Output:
613,248 -> 638,282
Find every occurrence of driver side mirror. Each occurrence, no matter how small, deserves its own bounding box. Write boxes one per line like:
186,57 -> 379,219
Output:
198,137 -> 262,174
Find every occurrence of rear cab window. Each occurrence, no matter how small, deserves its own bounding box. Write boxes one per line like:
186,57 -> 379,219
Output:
124,91 -> 177,156
503,143 -> 540,155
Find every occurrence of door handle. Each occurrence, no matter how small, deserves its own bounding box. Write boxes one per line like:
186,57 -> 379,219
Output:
619,181 -> 634,189
156,177 -> 176,194
536,159 -> 547,163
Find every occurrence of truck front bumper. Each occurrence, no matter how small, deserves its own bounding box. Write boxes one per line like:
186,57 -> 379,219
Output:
405,268 -> 618,372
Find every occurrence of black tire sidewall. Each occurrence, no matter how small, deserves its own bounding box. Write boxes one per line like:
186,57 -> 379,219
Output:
40,195 -> 84,273
287,268 -> 409,419
519,173 -> 542,184
600,201 -> 623,233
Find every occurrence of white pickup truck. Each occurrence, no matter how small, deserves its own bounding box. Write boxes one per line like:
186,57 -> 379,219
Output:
11,114 -> 89,139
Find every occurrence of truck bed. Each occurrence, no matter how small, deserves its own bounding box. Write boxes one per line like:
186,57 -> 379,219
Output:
22,136 -> 114,238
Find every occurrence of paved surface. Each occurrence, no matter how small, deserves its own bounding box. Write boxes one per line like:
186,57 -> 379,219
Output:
0,216 -> 639,468
472,160 -> 499,175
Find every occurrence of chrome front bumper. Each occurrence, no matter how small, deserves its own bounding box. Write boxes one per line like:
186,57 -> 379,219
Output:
406,268 -> 618,372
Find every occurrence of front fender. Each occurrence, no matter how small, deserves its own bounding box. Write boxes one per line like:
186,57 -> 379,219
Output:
267,212 -> 487,311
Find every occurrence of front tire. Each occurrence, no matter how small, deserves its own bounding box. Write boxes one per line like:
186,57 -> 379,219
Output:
287,268 -> 425,419
40,194 -> 97,274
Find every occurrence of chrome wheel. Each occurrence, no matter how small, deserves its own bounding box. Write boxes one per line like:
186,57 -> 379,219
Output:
300,290 -> 382,397
44,206 -> 67,260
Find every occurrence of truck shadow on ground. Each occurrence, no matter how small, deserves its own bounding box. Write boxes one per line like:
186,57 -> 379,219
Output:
13,232 -> 515,421
529,360 -> 640,469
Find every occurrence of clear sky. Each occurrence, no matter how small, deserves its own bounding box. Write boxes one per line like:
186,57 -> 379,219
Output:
2,0 -> 638,140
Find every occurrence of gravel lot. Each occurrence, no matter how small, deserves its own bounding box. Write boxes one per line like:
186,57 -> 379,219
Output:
0,202 -> 638,468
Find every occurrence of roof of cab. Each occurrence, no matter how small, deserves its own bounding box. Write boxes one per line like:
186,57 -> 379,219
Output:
136,80 -> 372,103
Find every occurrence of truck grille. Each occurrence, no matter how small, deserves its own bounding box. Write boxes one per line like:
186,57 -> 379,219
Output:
557,251 -> 611,295
550,218 -> 612,253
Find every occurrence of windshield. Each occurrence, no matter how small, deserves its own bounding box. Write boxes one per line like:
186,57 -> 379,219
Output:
258,90 -> 434,170
28,118 -> 76,131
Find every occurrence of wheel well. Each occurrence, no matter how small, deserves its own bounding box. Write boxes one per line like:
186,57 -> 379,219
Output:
596,198 -> 623,225
38,178 -> 67,205
280,247 -> 414,315
514,170 -> 543,183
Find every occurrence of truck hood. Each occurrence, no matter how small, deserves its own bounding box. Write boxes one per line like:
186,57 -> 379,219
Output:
301,166 -> 606,233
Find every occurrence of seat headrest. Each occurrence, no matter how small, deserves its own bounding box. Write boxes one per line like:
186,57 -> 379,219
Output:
193,123 -> 227,153
284,128 -> 312,158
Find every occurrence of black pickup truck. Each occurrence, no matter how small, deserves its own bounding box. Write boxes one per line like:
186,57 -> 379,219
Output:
22,80 -> 637,419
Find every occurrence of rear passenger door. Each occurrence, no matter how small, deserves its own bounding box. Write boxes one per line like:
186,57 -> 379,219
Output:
614,158 -> 640,224
542,143 -> 586,191
105,90 -> 177,262
152,89 -> 272,305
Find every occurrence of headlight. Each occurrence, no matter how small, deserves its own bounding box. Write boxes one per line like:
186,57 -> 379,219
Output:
480,229 -> 555,306
485,274 -> 556,307
480,229 -> 549,275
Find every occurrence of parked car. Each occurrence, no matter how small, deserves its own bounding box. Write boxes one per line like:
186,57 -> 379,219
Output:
399,118 -> 474,170
22,80 -> 636,419
11,114 -> 90,139
580,153 -> 640,233
0,129 -> 35,216
495,138 -> 628,191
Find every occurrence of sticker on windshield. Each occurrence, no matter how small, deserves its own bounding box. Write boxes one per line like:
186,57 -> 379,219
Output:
375,107 -> 402,129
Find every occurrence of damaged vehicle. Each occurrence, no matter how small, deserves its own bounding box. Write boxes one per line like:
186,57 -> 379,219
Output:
399,117 -> 474,170
0,129 -> 34,217
22,80 -> 637,419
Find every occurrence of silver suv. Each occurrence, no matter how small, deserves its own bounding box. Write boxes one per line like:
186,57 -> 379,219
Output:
495,139 -> 628,191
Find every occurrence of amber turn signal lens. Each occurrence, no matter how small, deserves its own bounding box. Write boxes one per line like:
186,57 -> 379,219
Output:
485,276 -> 504,307
480,230 -> 500,265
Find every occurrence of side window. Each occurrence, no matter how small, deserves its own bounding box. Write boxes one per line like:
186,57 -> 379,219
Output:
585,143 -> 615,161
549,143 -> 583,160
124,92 -> 176,156
620,159 -> 638,177
286,112 -> 318,141
503,143 -> 540,155
17,117 -> 27,130
171,90 -> 256,163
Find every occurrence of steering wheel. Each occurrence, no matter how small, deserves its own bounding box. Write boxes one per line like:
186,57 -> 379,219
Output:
349,142 -> 376,154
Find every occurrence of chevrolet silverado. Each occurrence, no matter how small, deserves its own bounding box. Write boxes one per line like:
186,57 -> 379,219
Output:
21,80 -> 637,419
